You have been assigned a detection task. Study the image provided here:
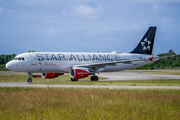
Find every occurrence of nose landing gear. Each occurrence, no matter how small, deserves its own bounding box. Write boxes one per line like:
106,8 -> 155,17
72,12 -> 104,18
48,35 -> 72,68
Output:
28,73 -> 33,82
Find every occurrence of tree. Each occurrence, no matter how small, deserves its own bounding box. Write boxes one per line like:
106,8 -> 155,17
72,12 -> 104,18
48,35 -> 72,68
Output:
0,54 -> 16,65
28,50 -> 36,52
168,49 -> 176,55
133,49 -> 180,70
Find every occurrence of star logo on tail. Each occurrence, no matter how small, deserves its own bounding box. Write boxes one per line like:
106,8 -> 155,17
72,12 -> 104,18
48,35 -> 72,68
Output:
141,38 -> 151,51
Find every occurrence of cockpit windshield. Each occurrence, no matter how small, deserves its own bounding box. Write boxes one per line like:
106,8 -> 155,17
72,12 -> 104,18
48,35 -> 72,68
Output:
13,57 -> 25,61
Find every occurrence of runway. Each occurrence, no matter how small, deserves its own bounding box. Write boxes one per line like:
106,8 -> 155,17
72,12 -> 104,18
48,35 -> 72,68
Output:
0,82 -> 180,89
1,71 -> 180,89
98,71 -> 180,81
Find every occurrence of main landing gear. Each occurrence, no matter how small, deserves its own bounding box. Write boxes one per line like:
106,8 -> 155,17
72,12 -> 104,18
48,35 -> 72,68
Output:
70,76 -> 99,81
91,76 -> 99,81
71,78 -> 78,81
90,73 -> 99,81
28,72 -> 33,82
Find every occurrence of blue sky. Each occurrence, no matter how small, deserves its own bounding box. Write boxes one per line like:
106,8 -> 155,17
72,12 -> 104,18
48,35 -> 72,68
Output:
0,0 -> 180,55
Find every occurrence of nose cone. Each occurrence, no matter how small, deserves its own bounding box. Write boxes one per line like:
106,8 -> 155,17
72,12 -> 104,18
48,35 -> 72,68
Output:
6,61 -> 13,71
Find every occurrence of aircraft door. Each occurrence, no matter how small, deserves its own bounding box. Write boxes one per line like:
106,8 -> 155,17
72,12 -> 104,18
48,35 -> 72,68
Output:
31,54 -> 37,65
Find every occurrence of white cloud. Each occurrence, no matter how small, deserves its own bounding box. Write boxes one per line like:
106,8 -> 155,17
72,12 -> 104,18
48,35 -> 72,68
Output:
74,5 -> 102,19
0,7 -> 3,14
75,5 -> 99,15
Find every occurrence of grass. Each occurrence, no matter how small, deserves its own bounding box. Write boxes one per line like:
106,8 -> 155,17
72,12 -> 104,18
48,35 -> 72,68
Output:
37,79 -> 180,86
0,73 -> 29,82
0,87 -> 180,120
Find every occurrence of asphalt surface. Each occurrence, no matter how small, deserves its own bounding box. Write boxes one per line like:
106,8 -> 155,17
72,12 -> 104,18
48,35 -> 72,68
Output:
0,82 -> 180,89
0,71 -> 180,89
98,71 -> 180,81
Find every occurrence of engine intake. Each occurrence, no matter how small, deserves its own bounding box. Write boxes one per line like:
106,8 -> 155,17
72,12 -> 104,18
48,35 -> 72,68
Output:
69,67 -> 89,79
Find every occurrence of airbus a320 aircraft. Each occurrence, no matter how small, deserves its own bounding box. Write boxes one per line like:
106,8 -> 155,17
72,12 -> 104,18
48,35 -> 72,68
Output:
6,27 -> 169,82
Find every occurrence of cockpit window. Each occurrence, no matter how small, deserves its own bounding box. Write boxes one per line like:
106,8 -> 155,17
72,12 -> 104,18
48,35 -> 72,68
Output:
13,58 -> 18,60
13,57 -> 25,61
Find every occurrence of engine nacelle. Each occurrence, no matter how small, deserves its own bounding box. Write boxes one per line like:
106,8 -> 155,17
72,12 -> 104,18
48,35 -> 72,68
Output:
41,73 -> 63,79
69,67 -> 89,79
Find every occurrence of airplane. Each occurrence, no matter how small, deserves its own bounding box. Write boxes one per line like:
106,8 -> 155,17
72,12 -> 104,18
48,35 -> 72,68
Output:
5,27 -> 170,82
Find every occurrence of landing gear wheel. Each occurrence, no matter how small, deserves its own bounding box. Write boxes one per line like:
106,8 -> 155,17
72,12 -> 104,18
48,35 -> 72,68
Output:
71,78 -> 78,81
91,76 -> 99,81
28,78 -> 32,82
28,72 -> 33,83
94,76 -> 99,81
91,76 -> 95,81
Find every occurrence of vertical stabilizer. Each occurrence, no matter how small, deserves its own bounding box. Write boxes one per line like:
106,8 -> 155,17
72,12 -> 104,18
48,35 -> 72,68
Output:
131,27 -> 157,55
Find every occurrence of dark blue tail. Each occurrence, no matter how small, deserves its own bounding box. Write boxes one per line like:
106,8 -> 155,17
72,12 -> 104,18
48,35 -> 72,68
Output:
131,27 -> 157,55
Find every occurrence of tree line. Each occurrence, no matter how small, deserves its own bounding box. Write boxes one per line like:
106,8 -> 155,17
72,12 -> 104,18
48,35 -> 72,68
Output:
0,50 -> 179,71
0,54 -> 16,71
133,49 -> 178,70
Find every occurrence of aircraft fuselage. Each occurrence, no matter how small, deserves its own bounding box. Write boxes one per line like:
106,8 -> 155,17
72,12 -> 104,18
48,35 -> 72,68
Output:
6,52 -> 156,73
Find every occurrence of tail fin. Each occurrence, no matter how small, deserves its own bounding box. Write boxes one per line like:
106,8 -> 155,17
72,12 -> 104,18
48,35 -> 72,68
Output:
131,27 -> 157,55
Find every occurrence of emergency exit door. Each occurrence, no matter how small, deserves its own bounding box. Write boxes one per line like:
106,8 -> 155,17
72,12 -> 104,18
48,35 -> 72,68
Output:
31,54 -> 37,65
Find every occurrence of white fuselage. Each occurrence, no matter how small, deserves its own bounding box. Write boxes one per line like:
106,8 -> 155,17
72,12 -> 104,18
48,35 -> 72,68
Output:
6,52 -> 157,73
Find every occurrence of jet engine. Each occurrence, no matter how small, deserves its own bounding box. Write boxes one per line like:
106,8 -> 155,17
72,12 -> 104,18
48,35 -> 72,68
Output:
69,67 -> 89,79
41,73 -> 63,79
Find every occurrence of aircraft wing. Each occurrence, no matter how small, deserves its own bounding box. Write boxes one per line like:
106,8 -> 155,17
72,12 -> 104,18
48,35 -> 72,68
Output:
73,55 -> 173,71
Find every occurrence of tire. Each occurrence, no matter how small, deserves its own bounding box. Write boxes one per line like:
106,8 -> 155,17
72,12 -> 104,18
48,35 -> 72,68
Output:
91,76 -> 99,81
71,78 -> 74,81
91,76 -> 95,81
94,76 -> 99,81
71,78 -> 78,81
74,79 -> 78,81
28,78 -> 32,82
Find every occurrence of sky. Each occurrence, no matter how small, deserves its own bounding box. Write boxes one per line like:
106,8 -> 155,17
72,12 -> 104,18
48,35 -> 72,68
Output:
0,0 -> 180,55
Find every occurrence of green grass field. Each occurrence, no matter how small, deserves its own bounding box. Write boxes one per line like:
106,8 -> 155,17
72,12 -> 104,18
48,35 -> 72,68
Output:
40,79 -> 180,86
0,87 -> 179,120
1,72 -> 180,119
